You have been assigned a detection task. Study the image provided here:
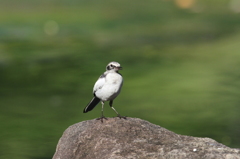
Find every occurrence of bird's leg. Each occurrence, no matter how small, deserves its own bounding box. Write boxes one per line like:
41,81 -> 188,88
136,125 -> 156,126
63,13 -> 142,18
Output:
109,100 -> 127,119
97,101 -> 108,122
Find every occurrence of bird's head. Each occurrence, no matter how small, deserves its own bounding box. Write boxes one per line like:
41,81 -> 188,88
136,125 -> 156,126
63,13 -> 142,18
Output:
106,61 -> 122,71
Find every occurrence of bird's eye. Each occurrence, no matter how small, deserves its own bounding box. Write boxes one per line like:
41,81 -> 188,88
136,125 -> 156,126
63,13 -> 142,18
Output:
110,64 -> 114,67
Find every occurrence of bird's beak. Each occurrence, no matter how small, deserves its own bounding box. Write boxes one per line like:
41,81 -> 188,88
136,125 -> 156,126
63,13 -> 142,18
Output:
116,66 -> 122,70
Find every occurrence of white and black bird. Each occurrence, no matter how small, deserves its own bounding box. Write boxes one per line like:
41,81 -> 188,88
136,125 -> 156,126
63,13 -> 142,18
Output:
83,61 -> 126,121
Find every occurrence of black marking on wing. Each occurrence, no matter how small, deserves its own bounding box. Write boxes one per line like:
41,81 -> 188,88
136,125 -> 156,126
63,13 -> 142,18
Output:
99,73 -> 107,78
83,96 -> 101,113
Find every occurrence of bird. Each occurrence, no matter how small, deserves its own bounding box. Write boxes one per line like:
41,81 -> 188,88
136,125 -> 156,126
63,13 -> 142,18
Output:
83,61 -> 126,122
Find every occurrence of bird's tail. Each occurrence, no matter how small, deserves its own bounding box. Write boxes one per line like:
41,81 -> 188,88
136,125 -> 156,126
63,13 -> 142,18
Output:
83,97 -> 101,113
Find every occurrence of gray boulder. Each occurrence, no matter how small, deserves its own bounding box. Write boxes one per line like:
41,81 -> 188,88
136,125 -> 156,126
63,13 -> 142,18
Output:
53,117 -> 240,159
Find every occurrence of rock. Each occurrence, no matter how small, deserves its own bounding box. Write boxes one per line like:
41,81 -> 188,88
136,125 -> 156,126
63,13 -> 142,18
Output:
53,117 -> 240,159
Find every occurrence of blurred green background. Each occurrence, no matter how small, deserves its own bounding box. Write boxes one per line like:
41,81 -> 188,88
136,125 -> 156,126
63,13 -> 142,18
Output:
1,0 -> 240,158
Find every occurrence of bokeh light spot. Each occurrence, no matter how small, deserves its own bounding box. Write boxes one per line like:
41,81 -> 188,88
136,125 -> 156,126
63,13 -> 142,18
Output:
174,0 -> 195,9
229,0 -> 240,13
44,20 -> 59,36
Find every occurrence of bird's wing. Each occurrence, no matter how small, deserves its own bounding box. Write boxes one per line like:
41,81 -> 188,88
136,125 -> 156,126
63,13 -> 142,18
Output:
93,73 -> 106,94
83,96 -> 101,113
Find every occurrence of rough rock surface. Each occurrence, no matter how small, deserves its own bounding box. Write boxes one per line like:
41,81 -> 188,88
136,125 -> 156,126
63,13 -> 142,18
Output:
53,117 -> 240,159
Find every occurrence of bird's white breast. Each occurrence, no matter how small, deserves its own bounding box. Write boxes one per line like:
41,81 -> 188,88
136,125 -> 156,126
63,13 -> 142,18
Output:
95,72 -> 123,101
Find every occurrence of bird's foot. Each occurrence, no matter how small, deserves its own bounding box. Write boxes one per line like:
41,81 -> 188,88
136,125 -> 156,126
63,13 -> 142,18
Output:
116,114 -> 127,120
96,116 -> 108,122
